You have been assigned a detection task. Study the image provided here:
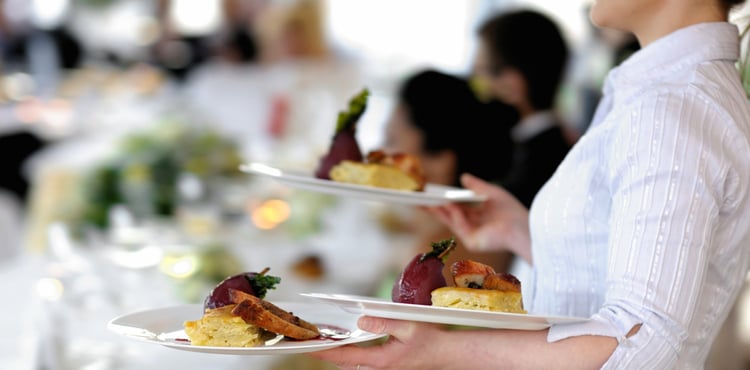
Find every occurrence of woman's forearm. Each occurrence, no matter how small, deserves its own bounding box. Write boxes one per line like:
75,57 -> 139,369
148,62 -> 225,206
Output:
440,329 -> 617,370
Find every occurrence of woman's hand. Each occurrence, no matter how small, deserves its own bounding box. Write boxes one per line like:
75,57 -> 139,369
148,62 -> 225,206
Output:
425,173 -> 532,263
308,316 -> 451,370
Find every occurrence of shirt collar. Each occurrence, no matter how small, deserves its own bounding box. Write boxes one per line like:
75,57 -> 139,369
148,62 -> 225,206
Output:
512,110 -> 556,142
610,22 -> 740,90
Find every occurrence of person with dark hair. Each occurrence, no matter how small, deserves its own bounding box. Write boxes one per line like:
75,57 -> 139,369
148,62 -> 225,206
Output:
382,68 -> 519,278
473,9 -> 573,209
311,0 -> 750,367
385,69 -> 517,188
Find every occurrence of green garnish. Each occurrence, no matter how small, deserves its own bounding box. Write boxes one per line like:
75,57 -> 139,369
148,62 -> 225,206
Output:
335,88 -> 370,134
419,237 -> 457,263
246,267 -> 281,299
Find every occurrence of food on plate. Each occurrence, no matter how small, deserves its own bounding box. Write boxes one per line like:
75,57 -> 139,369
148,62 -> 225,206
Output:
392,238 -> 457,305
183,304 -> 278,347
184,268 -> 320,347
483,272 -> 523,292
313,88 -> 427,192
430,286 -> 525,314
431,260 -> 526,314
315,88 -> 369,180
329,150 -> 426,191
390,240 -> 526,313
204,268 -> 281,310
230,289 -> 320,340
450,259 -> 497,288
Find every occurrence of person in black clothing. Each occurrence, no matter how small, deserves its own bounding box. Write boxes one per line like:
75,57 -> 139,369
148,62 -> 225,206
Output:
474,9 -> 573,208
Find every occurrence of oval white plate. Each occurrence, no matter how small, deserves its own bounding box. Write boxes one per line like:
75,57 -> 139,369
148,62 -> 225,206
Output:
107,302 -> 386,355
240,162 -> 486,206
300,293 -> 587,331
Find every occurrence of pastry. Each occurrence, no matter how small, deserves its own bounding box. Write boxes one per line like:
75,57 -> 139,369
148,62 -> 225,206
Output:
329,150 -> 426,191
430,286 -> 526,314
431,260 -> 526,314
183,304 -> 277,347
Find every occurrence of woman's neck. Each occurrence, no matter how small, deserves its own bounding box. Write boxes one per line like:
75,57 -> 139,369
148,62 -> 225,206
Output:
634,2 -> 727,46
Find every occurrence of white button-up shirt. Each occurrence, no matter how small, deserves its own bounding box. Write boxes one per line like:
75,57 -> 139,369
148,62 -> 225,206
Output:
529,22 -> 750,369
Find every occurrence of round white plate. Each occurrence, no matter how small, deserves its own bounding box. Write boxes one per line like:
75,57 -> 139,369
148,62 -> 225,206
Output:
107,302 -> 386,355
300,293 -> 587,331
240,162 -> 486,206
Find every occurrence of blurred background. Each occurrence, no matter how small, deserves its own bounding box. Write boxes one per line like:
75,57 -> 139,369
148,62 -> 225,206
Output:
0,0 -> 749,369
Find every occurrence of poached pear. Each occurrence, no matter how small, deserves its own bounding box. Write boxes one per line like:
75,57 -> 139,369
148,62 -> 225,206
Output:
392,238 -> 457,305
315,88 -> 369,180
203,267 -> 281,310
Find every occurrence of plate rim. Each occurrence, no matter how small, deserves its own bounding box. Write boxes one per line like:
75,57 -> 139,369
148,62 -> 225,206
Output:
299,292 -> 588,330
240,162 -> 487,205
107,302 -> 386,355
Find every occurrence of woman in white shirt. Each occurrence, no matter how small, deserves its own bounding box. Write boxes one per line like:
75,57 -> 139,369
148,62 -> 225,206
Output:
309,0 -> 750,368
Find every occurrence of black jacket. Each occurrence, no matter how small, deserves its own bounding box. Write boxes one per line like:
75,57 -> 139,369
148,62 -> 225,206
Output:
500,124 -> 570,208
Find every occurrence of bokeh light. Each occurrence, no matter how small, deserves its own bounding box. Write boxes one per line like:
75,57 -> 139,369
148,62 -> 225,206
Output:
250,199 -> 291,230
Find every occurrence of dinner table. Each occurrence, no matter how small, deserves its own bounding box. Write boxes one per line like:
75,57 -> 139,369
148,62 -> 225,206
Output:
0,187 -> 416,370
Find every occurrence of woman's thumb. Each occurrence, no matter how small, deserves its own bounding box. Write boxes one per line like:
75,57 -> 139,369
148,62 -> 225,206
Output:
460,173 -> 491,193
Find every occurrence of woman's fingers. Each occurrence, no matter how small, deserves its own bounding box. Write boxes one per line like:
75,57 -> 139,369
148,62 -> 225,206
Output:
358,316 -> 416,340
308,317 -> 426,369
461,173 -> 513,203
460,173 -> 494,194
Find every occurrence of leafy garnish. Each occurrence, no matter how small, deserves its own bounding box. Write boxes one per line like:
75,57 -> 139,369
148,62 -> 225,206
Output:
419,237 -> 457,263
246,267 -> 281,299
335,88 -> 370,134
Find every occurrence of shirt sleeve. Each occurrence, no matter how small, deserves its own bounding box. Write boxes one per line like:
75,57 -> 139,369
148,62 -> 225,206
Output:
546,90 -> 738,368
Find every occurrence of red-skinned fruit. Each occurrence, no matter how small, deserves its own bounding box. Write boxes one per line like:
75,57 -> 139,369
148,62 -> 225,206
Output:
203,267 -> 281,310
315,88 -> 368,180
392,238 -> 457,305
314,131 -> 362,180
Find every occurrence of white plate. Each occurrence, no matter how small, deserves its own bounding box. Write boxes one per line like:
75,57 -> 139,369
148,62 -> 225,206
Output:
107,302 -> 386,355
240,162 -> 486,206
300,293 -> 587,331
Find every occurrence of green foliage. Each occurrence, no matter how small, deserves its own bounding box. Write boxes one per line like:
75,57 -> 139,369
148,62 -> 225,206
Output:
77,119 -> 244,229
81,164 -> 123,228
